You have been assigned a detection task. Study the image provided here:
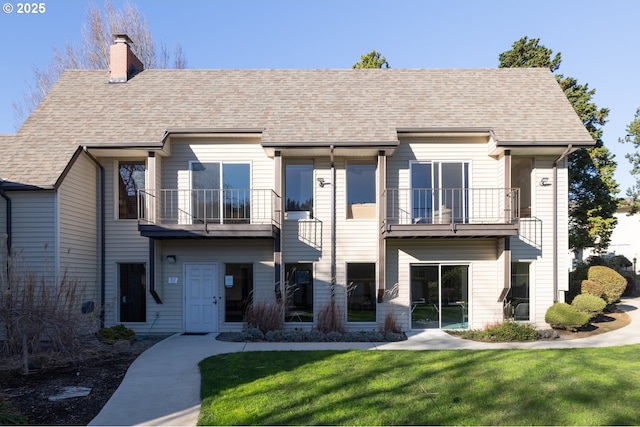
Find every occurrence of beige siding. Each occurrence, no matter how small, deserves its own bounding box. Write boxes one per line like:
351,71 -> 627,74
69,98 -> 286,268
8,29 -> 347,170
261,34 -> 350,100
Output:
164,138 -> 273,192
510,156 -> 569,326
101,158 -> 150,329
386,239 -> 501,330
58,153 -> 99,302
390,138 -> 499,190
8,191 -> 56,280
155,240 -> 274,333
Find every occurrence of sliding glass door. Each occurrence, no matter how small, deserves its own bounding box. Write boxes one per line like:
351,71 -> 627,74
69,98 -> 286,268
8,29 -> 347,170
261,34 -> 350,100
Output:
411,162 -> 469,223
191,162 -> 250,223
411,264 -> 468,329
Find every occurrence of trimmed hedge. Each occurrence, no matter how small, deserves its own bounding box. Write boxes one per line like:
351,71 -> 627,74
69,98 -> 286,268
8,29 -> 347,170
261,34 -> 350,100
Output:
588,266 -> 627,304
571,294 -> 606,319
545,303 -> 590,331
581,279 -> 604,298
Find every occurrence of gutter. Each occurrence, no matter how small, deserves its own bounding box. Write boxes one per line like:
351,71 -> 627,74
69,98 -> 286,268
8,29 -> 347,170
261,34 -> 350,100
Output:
82,147 -> 106,328
0,181 -> 11,278
553,144 -> 572,303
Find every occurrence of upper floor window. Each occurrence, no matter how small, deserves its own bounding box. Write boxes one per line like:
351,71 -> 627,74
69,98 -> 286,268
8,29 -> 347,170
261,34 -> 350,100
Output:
118,160 -> 145,219
347,163 -> 376,219
285,163 -> 313,219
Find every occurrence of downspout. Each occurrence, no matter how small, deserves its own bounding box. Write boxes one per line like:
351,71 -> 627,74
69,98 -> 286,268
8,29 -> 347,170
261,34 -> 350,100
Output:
82,147 -> 106,328
330,145 -> 336,298
553,144 -> 572,303
0,182 -> 11,279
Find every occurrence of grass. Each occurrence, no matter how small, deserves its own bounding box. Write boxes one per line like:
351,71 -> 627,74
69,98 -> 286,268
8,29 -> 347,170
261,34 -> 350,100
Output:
199,346 -> 640,425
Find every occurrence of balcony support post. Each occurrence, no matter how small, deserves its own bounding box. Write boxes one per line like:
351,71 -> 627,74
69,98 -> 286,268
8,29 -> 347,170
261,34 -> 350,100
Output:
274,151 -> 283,299
504,150 -> 511,222
377,150 -> 387,303
146,152 -> 156,223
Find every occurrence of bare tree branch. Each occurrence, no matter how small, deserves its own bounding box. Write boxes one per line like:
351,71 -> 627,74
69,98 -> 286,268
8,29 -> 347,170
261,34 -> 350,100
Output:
12,0 -> 187,129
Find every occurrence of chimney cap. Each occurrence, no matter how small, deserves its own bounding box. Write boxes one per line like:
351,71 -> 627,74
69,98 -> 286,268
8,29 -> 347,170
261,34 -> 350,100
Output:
113,34 -> 134,45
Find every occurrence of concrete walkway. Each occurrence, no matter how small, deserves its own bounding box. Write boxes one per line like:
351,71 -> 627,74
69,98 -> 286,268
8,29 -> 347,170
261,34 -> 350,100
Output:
89,297 -> 640,426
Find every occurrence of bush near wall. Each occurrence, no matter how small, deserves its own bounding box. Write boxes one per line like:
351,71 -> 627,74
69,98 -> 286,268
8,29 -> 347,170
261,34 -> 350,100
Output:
581,280 -> 604,298
587,266 -> 627,304
571,294 -> 607,319
545,303 -> 590,331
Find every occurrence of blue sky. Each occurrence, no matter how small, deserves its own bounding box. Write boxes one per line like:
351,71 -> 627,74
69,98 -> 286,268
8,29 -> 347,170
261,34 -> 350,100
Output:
1,0 -> 639,192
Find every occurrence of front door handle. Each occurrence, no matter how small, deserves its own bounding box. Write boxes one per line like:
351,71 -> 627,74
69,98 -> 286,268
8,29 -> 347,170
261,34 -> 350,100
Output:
212,297 -> 217,305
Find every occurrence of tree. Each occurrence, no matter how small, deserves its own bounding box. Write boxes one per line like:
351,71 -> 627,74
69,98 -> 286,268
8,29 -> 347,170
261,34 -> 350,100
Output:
498,37 -> 619,255
352,50 -> 390,69
12,0 -> 186,128
620,108 -> 640,213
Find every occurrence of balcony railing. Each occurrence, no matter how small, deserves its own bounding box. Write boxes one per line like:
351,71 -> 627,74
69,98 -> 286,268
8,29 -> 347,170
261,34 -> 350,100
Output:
138,189 -> 281,227
384,188 -> 519,226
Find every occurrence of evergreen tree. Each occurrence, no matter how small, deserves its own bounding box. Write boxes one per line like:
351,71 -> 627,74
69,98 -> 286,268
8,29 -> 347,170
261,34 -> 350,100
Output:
499,37 -> 618,254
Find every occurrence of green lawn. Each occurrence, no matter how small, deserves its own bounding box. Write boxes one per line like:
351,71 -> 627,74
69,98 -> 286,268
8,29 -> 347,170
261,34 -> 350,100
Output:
199,346 -> 640,425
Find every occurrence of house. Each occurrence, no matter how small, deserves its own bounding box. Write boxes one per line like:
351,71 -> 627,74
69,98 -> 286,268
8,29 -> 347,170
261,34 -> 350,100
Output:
0,35 -> 595,335
577,198 -> 640,271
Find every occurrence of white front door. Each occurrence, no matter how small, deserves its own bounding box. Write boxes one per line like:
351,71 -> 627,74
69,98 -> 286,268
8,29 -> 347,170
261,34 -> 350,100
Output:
185,263 -> 219,333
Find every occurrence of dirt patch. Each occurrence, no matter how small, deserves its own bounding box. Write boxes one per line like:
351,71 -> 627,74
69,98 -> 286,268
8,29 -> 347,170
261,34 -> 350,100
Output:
552,309 -> 631,339
1,337 -> 165,426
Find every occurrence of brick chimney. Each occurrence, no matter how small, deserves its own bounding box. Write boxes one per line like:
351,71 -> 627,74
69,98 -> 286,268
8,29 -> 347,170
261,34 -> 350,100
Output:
109,34 -> 144,83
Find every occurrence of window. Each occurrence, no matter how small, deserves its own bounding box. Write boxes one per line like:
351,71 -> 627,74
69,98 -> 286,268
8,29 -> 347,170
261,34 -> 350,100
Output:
119,263 -> 146,322
347,263 -> 376,322
224,264 -> 253,322
118,161 -> 145,219
285,263 -> 313,322
285,164 -> 313,219
191,162 -> 250,223
512,158 -> 532,218
508,262 -> 530,321
410,162 -> 469,223
347,163 -> 376,219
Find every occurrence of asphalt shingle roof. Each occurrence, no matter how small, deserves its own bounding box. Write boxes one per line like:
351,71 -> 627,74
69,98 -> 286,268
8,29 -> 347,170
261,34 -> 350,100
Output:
0,68 -> 593,188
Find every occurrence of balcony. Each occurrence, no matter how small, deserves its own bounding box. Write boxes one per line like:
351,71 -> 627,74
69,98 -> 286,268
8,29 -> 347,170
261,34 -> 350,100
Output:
137,189 -> 281,239
383,188 -> 520,238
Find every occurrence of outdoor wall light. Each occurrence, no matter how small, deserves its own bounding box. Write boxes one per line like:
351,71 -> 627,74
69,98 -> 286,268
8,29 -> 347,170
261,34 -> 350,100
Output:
166,255 -> 177,264
539,177 -> 551,187
317,177 -> 330,187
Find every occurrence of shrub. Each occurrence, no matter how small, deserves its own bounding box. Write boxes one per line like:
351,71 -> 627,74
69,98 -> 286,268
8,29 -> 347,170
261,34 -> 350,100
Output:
242,328 -> 264,342
244,301 -> 284,334
544,303 -> 590,331
455,321 -> 538,341
588,266 -> 627,304
304,329 -> 325,342
325,331 -> 343,342
571,294 -> 607,318
0,261 -> 99,374
97,324 -> 135,344
581,280 -> 604,298
381,312 -> 401,334
622,275 -> 636,297
316,300 -> 345,334
0,400 -> 28,425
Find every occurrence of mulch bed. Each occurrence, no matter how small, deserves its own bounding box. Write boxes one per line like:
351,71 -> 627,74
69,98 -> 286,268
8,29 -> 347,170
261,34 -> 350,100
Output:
1,338 -> 162,426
